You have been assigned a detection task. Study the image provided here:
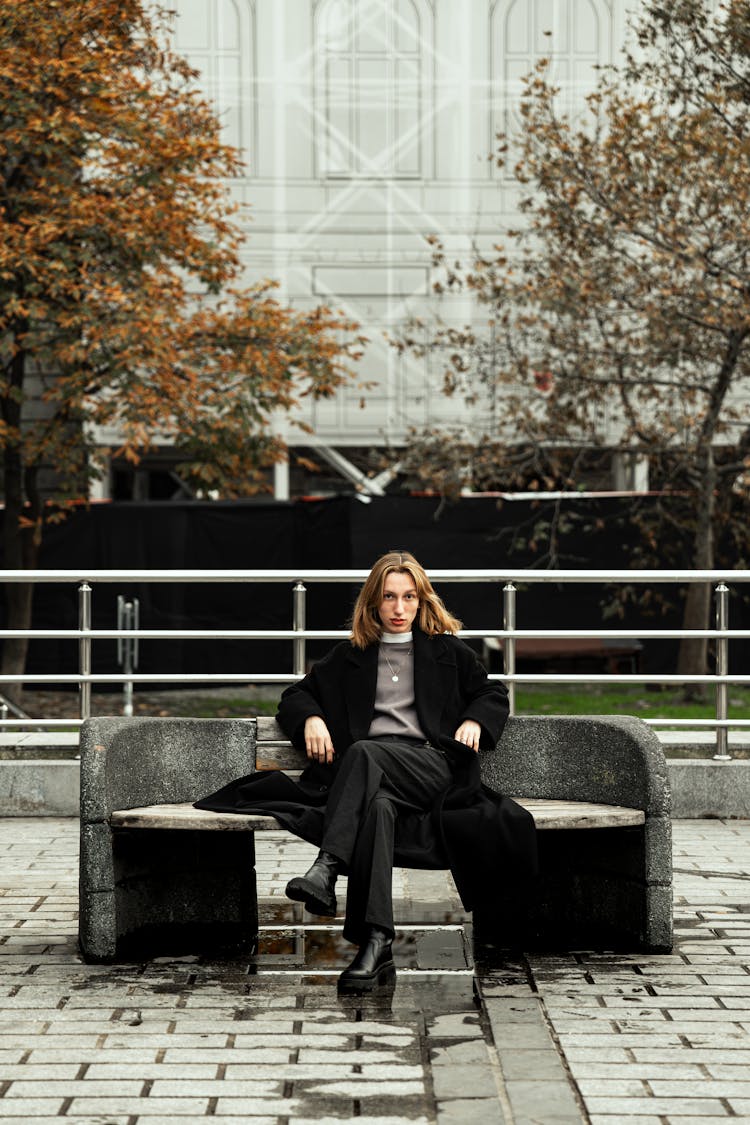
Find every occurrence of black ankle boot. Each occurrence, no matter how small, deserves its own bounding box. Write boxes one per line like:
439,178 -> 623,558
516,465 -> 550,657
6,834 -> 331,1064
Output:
338,925 -> 395,991
285,850 -> 340,916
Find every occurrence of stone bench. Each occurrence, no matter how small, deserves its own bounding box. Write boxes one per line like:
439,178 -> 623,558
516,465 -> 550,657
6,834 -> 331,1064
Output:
78,714 -> 672,963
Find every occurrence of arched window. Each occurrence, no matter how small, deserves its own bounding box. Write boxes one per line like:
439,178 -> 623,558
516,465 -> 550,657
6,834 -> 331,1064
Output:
172,0 -> 255,162
491,0 -> 612,175
317,0 -> 430,178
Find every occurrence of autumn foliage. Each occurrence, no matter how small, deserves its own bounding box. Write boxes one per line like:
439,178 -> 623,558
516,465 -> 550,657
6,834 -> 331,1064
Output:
401,0 -> 750,677
0,0 -> 361,694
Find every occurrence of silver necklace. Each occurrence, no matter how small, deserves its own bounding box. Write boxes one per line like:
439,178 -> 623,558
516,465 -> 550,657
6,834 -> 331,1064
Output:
382,647 -> 412,683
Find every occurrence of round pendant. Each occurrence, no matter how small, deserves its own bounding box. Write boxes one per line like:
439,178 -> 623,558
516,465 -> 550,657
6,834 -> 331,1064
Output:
392,674 -> 399,682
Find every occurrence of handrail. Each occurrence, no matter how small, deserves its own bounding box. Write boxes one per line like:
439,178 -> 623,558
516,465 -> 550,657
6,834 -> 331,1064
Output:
0,628 -> 748,639
2,568 -> 750,583
0,568 -> 748,760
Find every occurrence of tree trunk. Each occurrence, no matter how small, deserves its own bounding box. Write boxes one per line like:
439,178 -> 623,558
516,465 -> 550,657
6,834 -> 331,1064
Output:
0,345 -> 40,708
676,447 -> 716,699
1,454 -> 34,707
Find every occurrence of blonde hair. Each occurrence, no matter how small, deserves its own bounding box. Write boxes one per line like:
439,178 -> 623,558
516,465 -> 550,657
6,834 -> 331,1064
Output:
350,550 -> 462,649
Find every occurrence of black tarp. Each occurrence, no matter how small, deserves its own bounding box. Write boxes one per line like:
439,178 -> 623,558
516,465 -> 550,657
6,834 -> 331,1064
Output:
2,495 -> 746,683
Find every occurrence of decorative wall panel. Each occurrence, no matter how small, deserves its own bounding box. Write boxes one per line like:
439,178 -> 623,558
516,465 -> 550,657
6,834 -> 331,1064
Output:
491,0 -> 612,175
172,0 -> 255,162
316,0 -> 432,179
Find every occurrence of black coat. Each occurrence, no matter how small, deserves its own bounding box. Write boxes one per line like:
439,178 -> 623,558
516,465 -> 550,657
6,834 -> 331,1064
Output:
279,627 -> 508,759
195,629 -> 538,909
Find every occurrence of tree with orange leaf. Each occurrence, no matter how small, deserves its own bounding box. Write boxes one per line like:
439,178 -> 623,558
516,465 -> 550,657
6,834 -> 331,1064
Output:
401,0 -> 750,684
0,0 -> 361,699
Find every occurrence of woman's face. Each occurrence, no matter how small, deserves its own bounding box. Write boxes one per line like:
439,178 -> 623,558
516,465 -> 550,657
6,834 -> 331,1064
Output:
378,571 -> 419,634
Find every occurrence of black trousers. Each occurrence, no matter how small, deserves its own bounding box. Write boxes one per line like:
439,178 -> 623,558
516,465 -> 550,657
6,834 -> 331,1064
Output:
320,737 -> 454,944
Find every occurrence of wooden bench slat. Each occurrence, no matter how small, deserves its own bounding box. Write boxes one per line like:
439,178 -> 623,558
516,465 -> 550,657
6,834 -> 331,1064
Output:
257,716 -> 286,739
256,750 -> 308,770
110,798 -> 645,832
111,805 -> 283,831
514,799 -> 645,829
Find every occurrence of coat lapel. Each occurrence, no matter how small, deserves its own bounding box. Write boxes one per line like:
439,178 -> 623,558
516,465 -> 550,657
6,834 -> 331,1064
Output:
343,643 -> 378,741
343,630 -> 455,746
413,629 -> 453,742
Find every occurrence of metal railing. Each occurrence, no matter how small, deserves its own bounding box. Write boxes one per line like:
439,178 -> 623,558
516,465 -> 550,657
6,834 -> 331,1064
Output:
1,568 -> 749,760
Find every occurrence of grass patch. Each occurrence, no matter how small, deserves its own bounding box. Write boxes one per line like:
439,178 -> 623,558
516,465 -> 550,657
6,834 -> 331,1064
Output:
514,683 -> 750,721
173,696 -> 279,718
515,683 -> 750,759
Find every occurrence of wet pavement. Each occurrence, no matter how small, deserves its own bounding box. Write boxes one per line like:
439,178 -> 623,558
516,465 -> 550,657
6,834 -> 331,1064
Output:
1,819 -> 750,1123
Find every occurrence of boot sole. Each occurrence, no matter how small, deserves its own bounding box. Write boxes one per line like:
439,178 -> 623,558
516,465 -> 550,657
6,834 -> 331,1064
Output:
337,958 -> 396,992
285,876 -> 337,917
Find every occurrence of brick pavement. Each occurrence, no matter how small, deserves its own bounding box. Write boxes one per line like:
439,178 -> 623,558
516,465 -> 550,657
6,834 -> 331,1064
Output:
1,819 -> 750,1123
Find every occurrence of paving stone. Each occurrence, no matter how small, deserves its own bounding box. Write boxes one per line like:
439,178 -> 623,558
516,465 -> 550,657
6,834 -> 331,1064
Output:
164,1046 -> 294,1062
141,1119 -> 276,1125
0,1120 -> 132,1125
561,1047 -> 639,1062
568,1062 -> 705,1079
649,1078 -> 750,1096
435,1098 -> 506,1123
429,1040 -> 490,1066
65,1096 -> 212,1115
425,1013 -> 483,1037
0,1101 -> 65,1117
499,1048 -> 573,1081
148,1077 -> 288,1095
224,1063 -> 424,1080
26,1047 -> 158,1064
292,1119 -> 432,1125
102,1033 -> 232,1048
300,1046 -> 420,1064
512,1116 -> 585,1125
661,1119 -> 750,1125
584,1097 -> 729,1115
431,1063 -> 499,1099
213,1099 -> 303,1116
575,1078 -> 651,1096
84,1061 -> 221,1079
504,1079 -> 582,1119
290,1116 -> 431,1125
4,1079 -> 146,1097
490,1022 -> 558,1049
631,1046 -> 750,1063
587,1117 -> 662,1124
294,1079 -> 425,1097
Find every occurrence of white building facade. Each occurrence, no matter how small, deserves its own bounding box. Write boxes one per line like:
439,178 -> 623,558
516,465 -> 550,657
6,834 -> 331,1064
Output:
105,0 -> 635,498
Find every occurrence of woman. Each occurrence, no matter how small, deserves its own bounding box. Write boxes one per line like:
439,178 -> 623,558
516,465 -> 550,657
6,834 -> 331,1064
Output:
196,550 -> 537,991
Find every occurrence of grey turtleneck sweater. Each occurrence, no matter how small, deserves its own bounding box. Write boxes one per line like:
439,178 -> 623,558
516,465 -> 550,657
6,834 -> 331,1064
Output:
367,632 -> 427,742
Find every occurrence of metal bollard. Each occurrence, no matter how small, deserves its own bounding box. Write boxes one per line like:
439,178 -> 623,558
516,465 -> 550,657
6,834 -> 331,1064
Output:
713,582 -> 731,761
293,582 -> 307,677
78,583 -> 92,721
503,582 -> 517,716
117,596 -> 140,717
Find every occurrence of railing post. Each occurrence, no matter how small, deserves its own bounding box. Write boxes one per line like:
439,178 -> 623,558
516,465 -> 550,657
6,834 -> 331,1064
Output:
293,581 -> 306,677
117,596 -> 139,717
503,582 -> 516,716
78,582 -> 92,721
713,582 -> 731,762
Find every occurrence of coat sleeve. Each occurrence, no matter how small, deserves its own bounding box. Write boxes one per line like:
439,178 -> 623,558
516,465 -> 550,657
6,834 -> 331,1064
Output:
452,638 -> 509,750
276,643 -> 346,752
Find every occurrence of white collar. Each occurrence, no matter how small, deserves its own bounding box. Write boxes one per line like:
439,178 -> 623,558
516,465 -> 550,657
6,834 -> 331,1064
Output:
380,631 -> 414,644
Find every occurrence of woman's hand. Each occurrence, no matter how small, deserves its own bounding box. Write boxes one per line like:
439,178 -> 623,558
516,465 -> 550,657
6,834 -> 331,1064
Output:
304,715 -> 335,764
454,719 -> 481,752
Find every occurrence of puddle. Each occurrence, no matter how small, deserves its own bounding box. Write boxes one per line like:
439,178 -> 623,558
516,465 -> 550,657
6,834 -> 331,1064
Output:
253,926 -> 471,972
